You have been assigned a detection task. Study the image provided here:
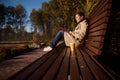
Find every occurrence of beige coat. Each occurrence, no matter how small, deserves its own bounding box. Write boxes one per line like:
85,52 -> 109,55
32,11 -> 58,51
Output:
64,19 -> 88,47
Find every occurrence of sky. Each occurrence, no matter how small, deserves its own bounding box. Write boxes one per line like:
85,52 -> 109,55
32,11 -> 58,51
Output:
0,0 -> 49,32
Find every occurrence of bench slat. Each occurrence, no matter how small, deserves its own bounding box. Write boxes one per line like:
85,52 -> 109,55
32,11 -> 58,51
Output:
88,30 -> 106,36
8,48 -> 57,80
42,47 -> 67,80
27,47 -> 63,80
90,11 -> 110,26
89,18 -> 109,30
86,0 -> 112,55
89,0 -> 112,18
86,36 -> 104,42
85,44 -> 101,55
89,23 -> 107,32
70,50 -> 81,80
56,48 -> 70,80
81,47 -> 117,80
86,40 -> 103,49
80,47 -> 114,80
76,48 -> 95,80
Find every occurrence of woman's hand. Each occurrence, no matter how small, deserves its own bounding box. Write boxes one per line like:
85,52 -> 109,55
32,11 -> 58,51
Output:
69,31 -> 72,34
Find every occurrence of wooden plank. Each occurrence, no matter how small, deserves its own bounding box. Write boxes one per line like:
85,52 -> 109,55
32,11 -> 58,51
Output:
90,10 -> 110,25
90,0 -> 112,16
90,3 -> 111,21
80,47 -> 116,80
27,47 -> 64,80
86,36 -> 104,42
88,30 -> 106,36
89,23 -> 107,32
83,47 -> 97,57
91,57 -> 120,80
70,49 -> 81,80
7,49 -> 56,80
86,0 -> 112,57
89,0 -> 112,18
85,44 -> 101,55
42,47 -> 67,80
76,48 -> 95,80
56,48 -> 70,80
86,40 -> 103,49
89,19 -> 108,30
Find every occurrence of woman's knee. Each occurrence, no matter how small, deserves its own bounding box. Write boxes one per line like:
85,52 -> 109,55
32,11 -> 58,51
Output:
56,30 -> 64,38
58,30 -> 64,35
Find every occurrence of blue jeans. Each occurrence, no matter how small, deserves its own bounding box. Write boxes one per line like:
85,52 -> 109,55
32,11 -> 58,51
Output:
50,30 -> 64,48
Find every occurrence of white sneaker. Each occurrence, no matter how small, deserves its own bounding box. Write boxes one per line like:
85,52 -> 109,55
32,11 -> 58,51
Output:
43,46 -> 53,52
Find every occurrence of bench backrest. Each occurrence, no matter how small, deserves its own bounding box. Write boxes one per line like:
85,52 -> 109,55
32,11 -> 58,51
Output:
85,0 -> 112,55
102,0 -> 120,55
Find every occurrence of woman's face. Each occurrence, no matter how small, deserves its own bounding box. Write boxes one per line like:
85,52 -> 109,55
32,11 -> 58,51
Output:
75,14 -> 83,23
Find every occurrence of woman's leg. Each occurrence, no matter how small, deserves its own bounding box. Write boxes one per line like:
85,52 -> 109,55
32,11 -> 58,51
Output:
50,30 -> 64,48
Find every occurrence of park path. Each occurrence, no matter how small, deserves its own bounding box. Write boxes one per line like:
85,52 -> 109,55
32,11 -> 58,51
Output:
0,48 -> 47,80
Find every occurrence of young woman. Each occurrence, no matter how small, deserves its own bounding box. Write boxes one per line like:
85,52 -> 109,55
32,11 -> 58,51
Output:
43,12 -> 88,51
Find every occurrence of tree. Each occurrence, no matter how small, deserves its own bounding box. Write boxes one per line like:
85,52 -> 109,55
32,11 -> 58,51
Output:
29,0 -> 85,36
85,0 -> 99,16
29,0 -> 99,43
0,4 -> 29,41
30,9 -> 39,25
5,6 -> 16,25
15,4 -> 27,32
0,4 -> 5,28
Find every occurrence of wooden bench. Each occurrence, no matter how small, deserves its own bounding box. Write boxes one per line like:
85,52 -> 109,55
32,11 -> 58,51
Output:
7,0 -> 120,80
85,0 -> 112,56
7,43 -> 118,80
